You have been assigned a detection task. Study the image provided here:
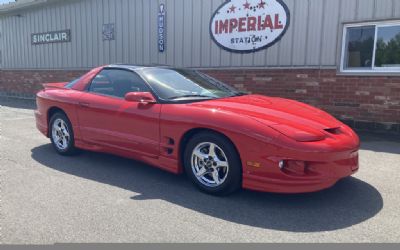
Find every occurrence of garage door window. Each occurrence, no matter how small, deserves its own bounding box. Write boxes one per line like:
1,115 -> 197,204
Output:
341,21 -> 400,73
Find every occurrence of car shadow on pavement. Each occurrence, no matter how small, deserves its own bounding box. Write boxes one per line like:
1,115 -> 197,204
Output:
31,144 -> 383,233
359,132 -> 400,154
0,97 -> 36,110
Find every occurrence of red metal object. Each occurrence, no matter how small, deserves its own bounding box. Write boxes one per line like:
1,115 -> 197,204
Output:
35,66 -> 360,194
124,92 -> 157,104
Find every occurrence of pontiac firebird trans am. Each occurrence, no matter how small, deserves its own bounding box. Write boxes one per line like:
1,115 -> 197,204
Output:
35,65 -> 360,195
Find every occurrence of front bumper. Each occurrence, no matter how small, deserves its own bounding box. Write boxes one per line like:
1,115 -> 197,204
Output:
242,150 -> 359,193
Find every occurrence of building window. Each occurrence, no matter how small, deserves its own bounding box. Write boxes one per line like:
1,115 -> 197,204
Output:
341,21 -> 400,73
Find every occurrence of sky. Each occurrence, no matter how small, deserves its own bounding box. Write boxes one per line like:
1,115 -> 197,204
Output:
0,0 -> 15,4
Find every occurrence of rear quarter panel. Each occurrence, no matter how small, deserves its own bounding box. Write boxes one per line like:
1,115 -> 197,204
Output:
36,89 -> 83,140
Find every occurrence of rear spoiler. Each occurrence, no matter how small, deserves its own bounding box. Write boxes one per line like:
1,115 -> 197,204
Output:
42,82 -> 69,90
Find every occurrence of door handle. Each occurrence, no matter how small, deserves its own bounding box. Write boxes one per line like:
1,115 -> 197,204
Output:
78,102 -> 90,108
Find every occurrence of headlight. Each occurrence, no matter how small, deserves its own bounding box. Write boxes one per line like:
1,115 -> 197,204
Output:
269,124 -> 326,142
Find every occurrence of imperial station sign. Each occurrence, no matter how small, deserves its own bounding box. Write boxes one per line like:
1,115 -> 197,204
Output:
210,0 -> 290,53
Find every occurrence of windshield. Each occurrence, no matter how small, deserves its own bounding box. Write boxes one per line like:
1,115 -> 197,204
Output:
139,68 -> 243,101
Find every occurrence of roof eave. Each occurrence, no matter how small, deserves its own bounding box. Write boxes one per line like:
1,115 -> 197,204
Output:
0,0 -> 60,15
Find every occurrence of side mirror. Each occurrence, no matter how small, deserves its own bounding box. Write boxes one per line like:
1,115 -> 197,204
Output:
125,92 -> 157,104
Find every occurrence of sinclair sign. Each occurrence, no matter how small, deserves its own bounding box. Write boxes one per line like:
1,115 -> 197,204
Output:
210,0 -> 290,53
31,30 -> 71,45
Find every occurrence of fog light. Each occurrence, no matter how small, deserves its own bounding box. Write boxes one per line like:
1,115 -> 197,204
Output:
281,160 -> 307,176
279,160 -> 285,169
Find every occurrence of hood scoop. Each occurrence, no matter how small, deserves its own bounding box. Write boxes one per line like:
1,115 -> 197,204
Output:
324,127 -> 342,135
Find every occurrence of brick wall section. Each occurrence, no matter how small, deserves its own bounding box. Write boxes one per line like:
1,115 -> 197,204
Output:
0,70 -> 88,98
0,68 -> 399,133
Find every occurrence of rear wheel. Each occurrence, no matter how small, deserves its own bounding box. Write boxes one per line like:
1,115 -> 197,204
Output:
49,112 -> 77,155
184,132 -> 242,196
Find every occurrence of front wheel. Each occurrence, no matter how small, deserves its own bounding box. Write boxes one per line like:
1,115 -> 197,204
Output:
184,132 -> 242,196
49,112 -> 77,155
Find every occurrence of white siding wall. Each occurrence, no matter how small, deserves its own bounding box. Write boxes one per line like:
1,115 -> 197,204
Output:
0,0 -> 398,69
0,17 -> 3,68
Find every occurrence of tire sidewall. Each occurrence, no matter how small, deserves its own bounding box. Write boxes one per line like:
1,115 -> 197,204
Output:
184,132 -> 242,195
49,113 -> 76,155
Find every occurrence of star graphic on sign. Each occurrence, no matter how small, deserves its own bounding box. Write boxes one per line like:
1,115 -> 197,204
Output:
258,0 -> 266,9
229,4 -> 236,13
243,1 -> 250,9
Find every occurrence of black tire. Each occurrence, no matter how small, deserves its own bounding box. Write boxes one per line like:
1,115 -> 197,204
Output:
49,112 -> 77,156
184,131 -> 242,196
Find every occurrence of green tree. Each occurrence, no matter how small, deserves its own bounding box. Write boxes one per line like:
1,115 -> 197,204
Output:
375,33 -> 400,67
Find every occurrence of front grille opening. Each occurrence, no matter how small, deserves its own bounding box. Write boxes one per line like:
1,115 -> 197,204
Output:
324,127 -> 342,135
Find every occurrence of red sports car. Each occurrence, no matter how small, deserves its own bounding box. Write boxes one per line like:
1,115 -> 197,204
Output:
35,65 -> 360,195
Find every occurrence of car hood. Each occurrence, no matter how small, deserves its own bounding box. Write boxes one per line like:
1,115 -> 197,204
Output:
189,94 -> 342,132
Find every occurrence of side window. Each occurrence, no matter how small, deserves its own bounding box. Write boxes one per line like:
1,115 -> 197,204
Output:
89,71 -> 113,95
89,69 -> 150,98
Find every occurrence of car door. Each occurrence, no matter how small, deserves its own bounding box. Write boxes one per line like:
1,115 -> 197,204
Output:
76,68 -> 161,158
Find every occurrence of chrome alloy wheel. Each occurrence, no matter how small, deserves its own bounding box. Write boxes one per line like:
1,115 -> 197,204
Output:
51,118 -> 70,151
191,142 -> 229,187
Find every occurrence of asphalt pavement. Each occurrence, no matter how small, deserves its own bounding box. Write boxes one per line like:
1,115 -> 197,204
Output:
0,97 -> 399,243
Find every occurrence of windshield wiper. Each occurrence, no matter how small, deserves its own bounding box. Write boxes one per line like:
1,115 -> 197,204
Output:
168,94 -> 215,100
235,92 -> 247,96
